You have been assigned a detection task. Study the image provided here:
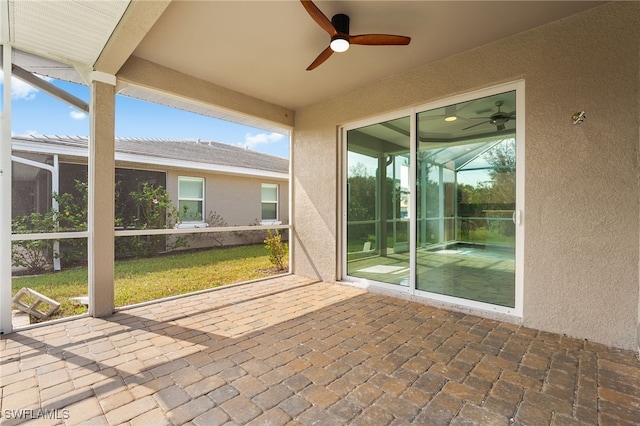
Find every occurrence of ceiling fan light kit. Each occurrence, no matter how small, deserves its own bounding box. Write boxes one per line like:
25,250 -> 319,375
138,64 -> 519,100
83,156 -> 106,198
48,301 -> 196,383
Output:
444,105 -> 458,122
300,0 -> 411,70
330,37 -> 350,53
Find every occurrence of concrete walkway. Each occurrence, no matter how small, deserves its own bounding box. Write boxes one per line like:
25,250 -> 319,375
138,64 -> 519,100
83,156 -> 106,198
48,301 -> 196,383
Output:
1,276 -> 639,425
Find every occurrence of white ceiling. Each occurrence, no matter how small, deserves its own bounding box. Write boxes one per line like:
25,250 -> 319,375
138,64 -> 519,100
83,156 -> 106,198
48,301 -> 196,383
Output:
133,1 -> 604,110
6,1 -> 604,123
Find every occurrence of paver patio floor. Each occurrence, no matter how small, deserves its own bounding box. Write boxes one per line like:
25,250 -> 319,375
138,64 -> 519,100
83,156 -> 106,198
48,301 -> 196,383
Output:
1,275 -> 639,425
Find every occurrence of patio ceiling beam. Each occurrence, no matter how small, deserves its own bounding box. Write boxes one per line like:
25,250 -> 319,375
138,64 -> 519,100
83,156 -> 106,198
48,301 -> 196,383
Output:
94,0 -> 171,75
118,57 -> 295,130
10,63 -> 89,113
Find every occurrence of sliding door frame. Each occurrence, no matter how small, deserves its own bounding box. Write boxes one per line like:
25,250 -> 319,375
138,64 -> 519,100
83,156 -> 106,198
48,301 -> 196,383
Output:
340,80 -> 524,318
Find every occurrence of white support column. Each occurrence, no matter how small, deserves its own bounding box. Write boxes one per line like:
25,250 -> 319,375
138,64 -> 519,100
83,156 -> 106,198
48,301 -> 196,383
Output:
88,76 -> 115,317
1,43 -> 13,333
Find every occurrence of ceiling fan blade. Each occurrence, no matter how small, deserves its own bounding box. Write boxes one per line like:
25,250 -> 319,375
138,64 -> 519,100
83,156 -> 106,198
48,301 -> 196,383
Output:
462,121 -> 490,131
350,34 -> 411,46
307,46 -> 334,70
300,0 -> 336,37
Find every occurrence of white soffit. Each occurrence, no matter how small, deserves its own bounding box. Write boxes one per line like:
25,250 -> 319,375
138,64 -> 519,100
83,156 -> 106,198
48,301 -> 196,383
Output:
9,0 -> 130,66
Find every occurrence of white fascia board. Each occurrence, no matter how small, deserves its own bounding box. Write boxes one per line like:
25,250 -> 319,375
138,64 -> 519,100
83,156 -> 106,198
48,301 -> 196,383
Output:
13,141 -> 289,180
115,152 -> 289,180
12,141 -> 88,157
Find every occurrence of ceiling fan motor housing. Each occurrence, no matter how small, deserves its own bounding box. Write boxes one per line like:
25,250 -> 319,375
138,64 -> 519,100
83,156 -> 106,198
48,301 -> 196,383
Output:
331,13 -> 350,35
301,0 -> 411,69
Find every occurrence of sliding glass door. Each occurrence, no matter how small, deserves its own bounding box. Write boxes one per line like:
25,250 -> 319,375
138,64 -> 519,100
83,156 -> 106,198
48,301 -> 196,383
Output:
345,116 -> 411,287
416,91 -> 516,307
343,85 -> 521,313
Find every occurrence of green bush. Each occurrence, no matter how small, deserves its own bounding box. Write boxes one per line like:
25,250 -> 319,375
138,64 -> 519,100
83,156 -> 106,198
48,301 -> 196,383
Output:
12,181 -> 188,272
11,212 -> 56,274
122,182 -> 187,257
264,229 -> 288,270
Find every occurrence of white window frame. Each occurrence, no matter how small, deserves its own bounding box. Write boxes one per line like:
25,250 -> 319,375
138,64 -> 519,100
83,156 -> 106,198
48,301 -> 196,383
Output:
261,183 -> 280,225
178,176 -> 205,223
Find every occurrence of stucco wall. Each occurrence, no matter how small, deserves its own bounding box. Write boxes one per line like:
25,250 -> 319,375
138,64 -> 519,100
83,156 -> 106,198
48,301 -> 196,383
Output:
292,2 -> 640,350
166,169 -> 289,227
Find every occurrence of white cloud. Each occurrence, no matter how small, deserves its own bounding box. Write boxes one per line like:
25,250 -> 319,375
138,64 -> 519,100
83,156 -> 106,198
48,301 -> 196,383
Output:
70,110 -> 87,120
239,132 -> 285,150
14,130 -> 42,137
0,71 -> 53,101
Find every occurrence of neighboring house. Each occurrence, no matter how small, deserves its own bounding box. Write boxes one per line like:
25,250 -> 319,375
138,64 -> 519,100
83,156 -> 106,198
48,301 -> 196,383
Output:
11,135 -> 289,244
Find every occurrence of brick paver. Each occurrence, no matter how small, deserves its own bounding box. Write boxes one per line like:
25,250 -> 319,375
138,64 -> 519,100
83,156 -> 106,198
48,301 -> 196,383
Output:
1,275 -> 639,425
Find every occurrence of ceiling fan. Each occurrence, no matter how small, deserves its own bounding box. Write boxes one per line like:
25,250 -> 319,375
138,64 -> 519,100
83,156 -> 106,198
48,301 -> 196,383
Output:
462,101 -> 516,132
300,0 -> 411,70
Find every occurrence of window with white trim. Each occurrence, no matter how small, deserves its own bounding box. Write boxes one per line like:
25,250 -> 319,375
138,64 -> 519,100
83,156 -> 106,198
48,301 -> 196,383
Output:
261,184 -> 279,222
178,176 -> 204,222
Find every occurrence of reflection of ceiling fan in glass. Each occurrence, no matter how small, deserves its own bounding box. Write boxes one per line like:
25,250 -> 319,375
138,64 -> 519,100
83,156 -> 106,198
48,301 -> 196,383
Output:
462,101 -> 516,132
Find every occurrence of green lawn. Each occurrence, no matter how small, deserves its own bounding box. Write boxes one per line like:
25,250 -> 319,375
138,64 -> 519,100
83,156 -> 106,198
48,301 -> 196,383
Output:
12,244 -> 285,322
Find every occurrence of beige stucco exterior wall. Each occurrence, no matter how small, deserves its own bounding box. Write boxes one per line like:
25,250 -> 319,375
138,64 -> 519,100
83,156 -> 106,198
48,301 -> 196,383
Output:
292,2 -> 640,350
165,169 -> 289,227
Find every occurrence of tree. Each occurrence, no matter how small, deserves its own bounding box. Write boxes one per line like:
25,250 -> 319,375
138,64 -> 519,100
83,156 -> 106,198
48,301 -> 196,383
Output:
484,139 -> 516,205
347,162 -> 377,222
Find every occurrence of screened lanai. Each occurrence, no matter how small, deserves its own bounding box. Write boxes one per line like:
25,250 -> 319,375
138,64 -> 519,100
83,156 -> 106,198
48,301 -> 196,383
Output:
345,89 -> 518,310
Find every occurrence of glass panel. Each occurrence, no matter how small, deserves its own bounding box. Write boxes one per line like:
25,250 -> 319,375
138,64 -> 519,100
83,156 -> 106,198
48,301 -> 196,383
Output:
179,178 -> 203,198
416,91 -> 516,307
346,116 -> 410,286
261,185 -> 278,202
262,203 -> 277,220
179,200 -> 203,221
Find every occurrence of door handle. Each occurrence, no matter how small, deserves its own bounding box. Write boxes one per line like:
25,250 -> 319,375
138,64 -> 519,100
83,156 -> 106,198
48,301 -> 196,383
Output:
512,210 -> 522,225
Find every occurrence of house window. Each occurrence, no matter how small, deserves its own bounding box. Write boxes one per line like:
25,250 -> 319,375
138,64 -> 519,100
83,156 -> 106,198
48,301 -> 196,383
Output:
178,176 -> 204,222
261,184 -> 279,222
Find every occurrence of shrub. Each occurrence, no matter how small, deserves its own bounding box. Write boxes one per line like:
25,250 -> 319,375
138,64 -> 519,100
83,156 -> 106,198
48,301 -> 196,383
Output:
264,229 -> 288,271
11,212 -> 56,274
12,181 -> 188,272
194,210 -> 228,247
118,182 -> 187,257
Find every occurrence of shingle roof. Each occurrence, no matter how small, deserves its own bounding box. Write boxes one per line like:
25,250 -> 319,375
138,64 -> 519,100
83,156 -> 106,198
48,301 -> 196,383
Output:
12,135 -> 289,175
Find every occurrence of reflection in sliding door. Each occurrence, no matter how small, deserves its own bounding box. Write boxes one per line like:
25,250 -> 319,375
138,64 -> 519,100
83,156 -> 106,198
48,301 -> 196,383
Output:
416,91 -> 516,307
346,116 -> 410,286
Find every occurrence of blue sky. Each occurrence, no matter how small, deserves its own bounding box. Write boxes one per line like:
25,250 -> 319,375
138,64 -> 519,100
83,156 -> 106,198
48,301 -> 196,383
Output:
2,73 -> 290,158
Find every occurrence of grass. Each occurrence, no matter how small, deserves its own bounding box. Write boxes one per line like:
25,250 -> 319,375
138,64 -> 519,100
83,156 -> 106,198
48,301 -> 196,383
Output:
12,244 -> 285,322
